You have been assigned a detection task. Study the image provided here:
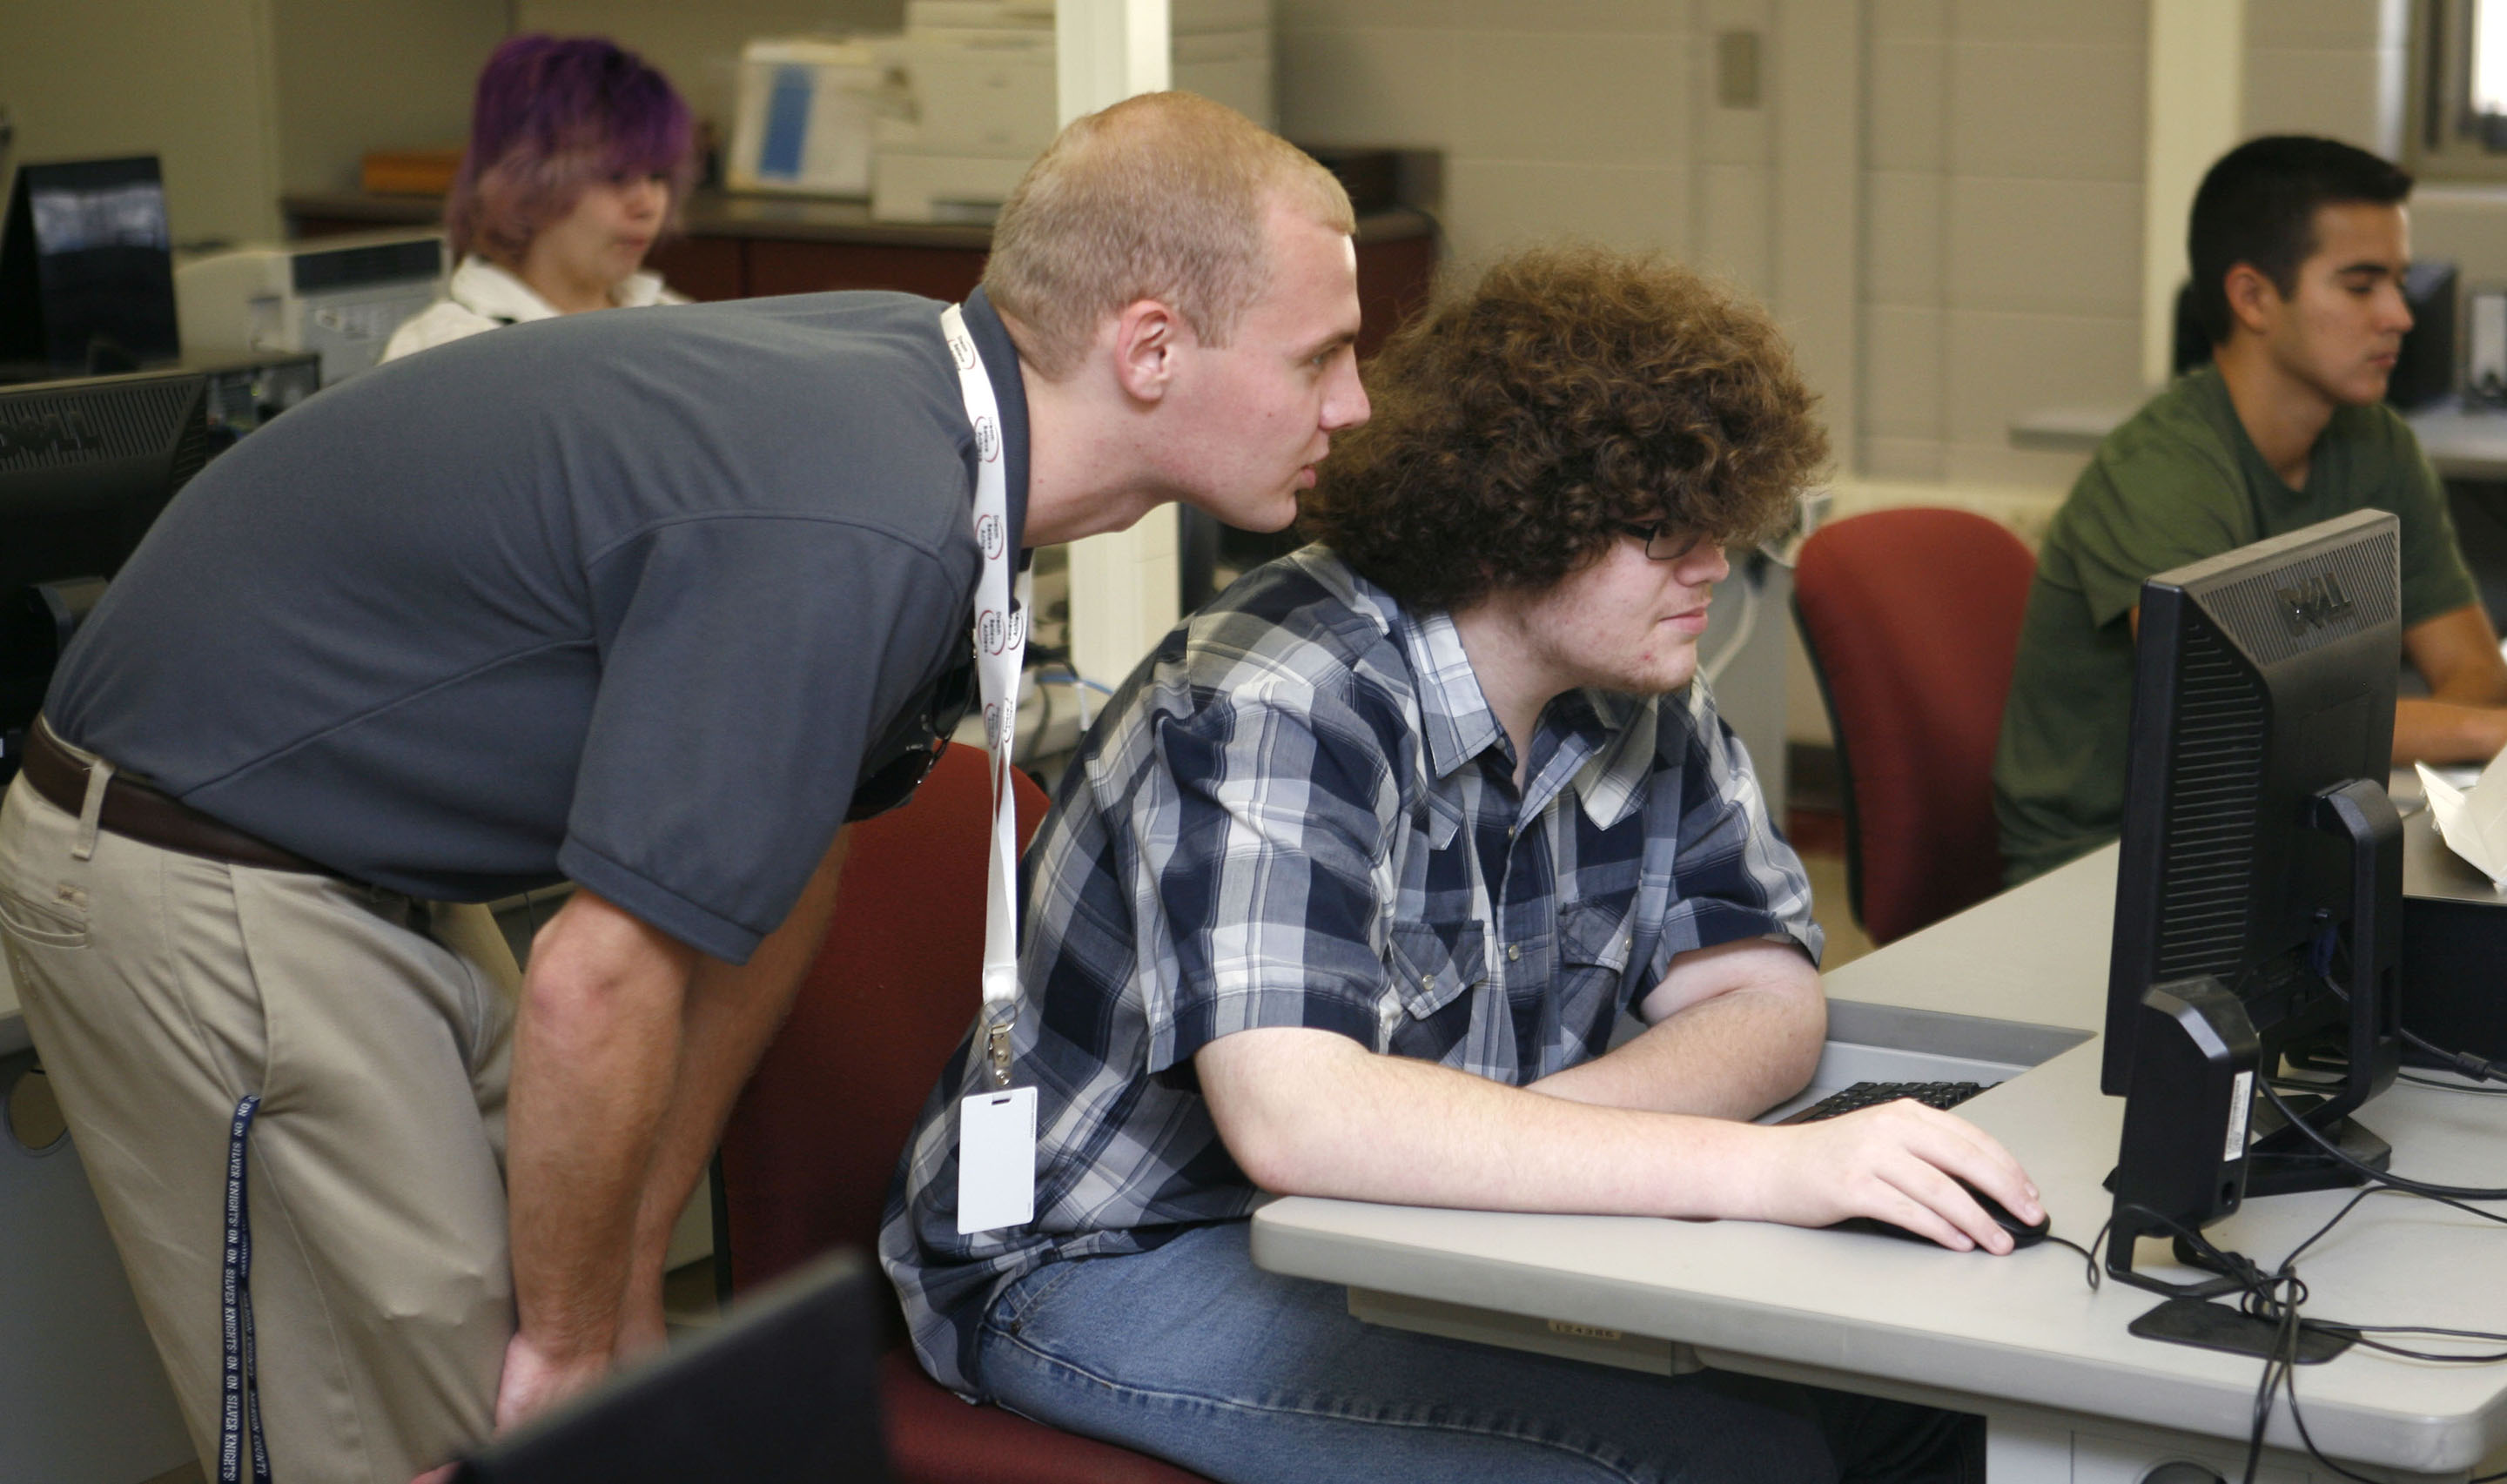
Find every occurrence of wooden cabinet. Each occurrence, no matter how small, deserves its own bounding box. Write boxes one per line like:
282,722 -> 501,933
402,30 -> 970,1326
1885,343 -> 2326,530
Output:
742,240 -> 991,301
1352,228 -> 1437,360
642,235 -> 743,304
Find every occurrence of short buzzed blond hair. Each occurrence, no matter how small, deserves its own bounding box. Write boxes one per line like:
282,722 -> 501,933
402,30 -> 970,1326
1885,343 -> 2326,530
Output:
982,92 -> 1354,379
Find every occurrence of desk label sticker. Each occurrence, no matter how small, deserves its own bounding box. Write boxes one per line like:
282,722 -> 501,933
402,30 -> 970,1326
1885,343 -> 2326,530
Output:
2224,1069 -> 2254,1163
958,1085 -> 1037,1235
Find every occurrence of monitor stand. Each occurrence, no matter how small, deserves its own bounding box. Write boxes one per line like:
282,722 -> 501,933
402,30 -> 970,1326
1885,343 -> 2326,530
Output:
2242,1088 -> 2389,1198
2243,778 -> 2403,1198
2107,779 -> 2403,1354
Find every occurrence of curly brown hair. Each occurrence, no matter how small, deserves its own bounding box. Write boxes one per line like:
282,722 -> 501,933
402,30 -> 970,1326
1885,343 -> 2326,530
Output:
1300,245 -> 1828,612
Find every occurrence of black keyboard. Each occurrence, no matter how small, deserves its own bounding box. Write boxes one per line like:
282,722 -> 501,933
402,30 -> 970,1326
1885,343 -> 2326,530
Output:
1779,1080 -> 1993,1125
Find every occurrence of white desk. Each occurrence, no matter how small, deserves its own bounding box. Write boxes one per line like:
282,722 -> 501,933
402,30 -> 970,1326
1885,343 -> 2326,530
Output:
2011,401 -> 2507,482
1250,849 -> 2507,1482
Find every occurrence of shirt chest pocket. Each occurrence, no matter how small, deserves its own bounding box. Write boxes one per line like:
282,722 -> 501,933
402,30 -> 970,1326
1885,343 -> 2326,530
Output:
1558,900 -> 1637,1009
1381,920 -> 1488,1056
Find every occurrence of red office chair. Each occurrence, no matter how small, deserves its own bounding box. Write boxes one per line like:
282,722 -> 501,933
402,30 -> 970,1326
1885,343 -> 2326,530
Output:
716,742 -> 1209,1484
1791,507 -> 2037,945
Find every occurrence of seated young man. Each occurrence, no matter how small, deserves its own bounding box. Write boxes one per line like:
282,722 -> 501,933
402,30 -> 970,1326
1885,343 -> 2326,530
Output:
1996,134 -> 2507,884
881,246 -> 2041,1483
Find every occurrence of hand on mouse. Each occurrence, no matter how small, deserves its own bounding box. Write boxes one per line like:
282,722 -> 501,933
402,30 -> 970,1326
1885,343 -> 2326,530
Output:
1744,1099 -> 2044,1252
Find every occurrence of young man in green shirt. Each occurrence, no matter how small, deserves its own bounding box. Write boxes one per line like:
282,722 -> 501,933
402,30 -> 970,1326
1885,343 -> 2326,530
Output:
1993,135 -> 2507,884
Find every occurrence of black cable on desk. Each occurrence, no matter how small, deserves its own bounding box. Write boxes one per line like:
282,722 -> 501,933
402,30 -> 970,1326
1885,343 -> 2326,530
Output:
2400,1023 -> 2507,1085
2093,1174 -> 2507,1481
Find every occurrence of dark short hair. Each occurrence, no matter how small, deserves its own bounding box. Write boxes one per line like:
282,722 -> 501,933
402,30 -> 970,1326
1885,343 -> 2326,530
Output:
1299,245 -> 1827,614
2188,135 -> 2411,345
445,35 -> 696,265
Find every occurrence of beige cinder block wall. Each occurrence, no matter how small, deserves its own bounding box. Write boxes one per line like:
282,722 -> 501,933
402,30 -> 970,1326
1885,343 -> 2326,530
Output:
1275,0 -> 2147,757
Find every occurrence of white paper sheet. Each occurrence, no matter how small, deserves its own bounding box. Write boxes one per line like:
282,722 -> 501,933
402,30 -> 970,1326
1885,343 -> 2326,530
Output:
2414,751 -> 2507,889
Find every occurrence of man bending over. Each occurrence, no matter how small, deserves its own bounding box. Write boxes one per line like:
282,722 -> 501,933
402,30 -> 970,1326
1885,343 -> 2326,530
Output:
883,246 -> 2040,1482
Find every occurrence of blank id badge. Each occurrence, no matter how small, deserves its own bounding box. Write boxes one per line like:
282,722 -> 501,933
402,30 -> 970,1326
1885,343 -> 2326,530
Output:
957,1085 -> 1037,1234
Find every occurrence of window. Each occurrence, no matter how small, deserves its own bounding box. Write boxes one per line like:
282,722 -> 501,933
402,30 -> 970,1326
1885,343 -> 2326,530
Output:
2414,0 -> 2507,177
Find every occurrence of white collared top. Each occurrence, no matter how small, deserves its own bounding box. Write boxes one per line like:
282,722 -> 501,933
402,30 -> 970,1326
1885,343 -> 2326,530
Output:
380,254 -> 686,363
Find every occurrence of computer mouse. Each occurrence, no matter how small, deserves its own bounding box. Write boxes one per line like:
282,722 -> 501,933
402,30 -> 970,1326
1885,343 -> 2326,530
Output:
1830,1181 -> 2051,1251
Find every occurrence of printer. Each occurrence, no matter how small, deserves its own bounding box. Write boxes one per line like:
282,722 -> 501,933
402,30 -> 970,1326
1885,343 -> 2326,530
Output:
726,38 -> 898,198
872,0 -> 1274,222
176,232 -> 447,386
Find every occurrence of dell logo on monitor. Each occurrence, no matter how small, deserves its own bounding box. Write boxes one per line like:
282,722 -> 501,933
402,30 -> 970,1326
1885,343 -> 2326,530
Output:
0,409 -> 104,461
2277,573 -> 2356,635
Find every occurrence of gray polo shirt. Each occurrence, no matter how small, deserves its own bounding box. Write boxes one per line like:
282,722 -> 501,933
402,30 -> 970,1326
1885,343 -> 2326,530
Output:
45,289 -> 1028,964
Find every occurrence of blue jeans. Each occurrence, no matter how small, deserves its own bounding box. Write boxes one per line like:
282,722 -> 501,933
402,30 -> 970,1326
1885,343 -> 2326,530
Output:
974,1222 -> 1978,1484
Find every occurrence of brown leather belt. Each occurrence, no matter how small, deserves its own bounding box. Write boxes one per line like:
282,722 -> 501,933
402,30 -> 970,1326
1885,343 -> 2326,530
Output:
23,719 -> 339,877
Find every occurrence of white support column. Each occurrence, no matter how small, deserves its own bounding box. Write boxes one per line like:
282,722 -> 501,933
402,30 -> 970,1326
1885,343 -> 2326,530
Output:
2142,0 -> 2247,389
1771,0 -> 1865,478
1057,0 -> 1171,124
1059,0 -> 1179,690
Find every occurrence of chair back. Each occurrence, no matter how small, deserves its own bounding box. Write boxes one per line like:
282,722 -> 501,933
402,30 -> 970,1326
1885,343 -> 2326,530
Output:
1791,507 -> 2035,945
718,742 -> 1050,1293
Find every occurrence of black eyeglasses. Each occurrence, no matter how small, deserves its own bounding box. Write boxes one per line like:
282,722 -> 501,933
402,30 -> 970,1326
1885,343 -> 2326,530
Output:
1614,522 -> 1706,562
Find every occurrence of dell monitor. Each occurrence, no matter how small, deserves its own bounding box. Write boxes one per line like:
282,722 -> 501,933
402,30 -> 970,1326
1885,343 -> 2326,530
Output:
0,369 -> 212,780
2103,508 -> 2404,1255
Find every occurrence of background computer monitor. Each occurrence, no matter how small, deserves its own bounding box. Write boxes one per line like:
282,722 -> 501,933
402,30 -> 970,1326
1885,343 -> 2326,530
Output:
2103,508 -> 2404,1198
0,369 -> 212,779
0,156 -> 181,380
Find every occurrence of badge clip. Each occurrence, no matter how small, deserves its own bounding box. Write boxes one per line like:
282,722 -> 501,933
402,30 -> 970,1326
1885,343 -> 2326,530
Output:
985,1017 -> 1014,1089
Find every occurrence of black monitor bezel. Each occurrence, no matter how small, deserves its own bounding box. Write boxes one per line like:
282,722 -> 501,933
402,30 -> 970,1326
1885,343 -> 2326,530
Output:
0,368 -> 212,590
0,370 -> 212,749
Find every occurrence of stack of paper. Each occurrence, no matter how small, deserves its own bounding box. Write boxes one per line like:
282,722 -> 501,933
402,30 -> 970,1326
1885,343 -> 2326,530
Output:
2415,754 -> 2507,889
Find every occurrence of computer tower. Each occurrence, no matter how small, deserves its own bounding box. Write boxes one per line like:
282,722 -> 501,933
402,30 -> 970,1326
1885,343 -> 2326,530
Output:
2401,803 -> 2507,1064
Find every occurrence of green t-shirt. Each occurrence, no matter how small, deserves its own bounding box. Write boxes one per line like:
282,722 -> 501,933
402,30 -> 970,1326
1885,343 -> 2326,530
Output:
1992,364 -> 2476,885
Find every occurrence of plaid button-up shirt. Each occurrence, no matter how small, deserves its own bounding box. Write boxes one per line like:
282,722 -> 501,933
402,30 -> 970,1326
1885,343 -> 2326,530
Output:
881,547 -> 1821,1395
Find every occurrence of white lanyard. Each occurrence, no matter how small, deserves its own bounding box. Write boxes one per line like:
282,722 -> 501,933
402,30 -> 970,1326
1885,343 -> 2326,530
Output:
945,304 -> 1040,1236
941,303 -> 1030,1089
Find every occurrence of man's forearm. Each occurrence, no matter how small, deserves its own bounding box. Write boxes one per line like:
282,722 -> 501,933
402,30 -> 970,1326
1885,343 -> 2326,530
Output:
1529,982 -> 1821,1118
2394,696 -> 2507,765
614,831 -> 851,1347
1196,1023 -> 2045,1252
1529,941 -> 1824,1118
2398,606 -> 2507,765
1194,942 -> 1848,1218
506,894 -> 696,1369
1200,1027 -> 1779,1217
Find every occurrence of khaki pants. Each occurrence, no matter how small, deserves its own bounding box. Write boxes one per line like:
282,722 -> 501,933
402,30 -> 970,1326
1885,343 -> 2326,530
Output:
0,764 -> 521,1484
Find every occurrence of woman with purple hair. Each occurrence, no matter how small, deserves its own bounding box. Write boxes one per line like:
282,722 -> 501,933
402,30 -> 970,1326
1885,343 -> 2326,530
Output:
383,35 -> 698,361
